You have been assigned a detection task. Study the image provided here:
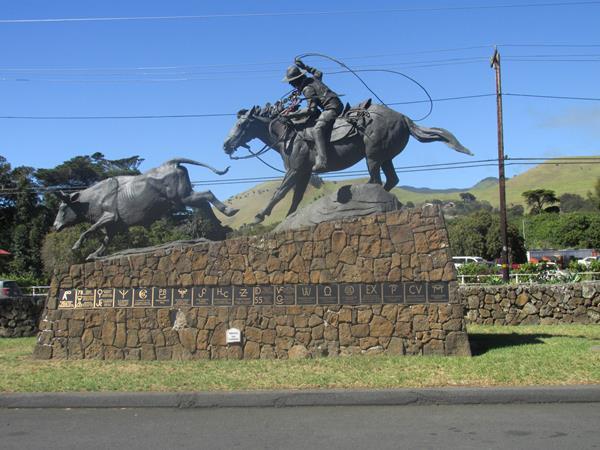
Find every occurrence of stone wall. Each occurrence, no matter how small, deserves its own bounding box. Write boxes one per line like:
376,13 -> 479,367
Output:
34,304 -> 470,360
0,298 -> 44,338
34,206 -> 471,359
460,282 -> 600,325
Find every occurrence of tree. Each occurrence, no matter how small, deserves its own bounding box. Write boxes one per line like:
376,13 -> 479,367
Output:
550,214 -> 600,248
443,199 -> 492,218
447,210 -> 526,263
522,212 -> 600,249
9,167 -> 39,274
35,152 -> 143,188
522,189 -> 559,215
181,204 -> 232,241
459,192 -> 476,203
559,193 -> 595,213
587,177 -> 600,210
507,204 -> 524,219
0,156 -> 16,252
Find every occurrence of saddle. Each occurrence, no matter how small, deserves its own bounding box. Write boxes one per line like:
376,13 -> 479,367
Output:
294,98 -> 372,144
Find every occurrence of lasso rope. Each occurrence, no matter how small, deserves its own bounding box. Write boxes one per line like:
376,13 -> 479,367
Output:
230,52 -> 435,173
295,52 -> 434,121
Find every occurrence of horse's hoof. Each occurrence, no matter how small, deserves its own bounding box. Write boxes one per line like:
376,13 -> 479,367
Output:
312,162 -> 327,172
72,243 -> 81,251
252,214 -> 265,225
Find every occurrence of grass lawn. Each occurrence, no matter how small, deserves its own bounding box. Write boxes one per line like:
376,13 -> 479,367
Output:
0,325 -> 598,392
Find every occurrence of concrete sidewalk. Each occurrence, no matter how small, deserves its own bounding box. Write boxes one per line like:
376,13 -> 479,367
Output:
1,385 -> 599,409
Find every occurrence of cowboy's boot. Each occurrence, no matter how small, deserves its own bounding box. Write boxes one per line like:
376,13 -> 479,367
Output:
312,127 -> 328,172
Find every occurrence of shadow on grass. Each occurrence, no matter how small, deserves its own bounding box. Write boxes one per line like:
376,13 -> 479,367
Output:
468,333 -> 556,356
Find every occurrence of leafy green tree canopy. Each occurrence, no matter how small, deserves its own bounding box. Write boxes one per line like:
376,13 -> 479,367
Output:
459,192 -> 476,203
559,193 -> 596,213
35,152 -> 143,188
447,210 -> 526,263
522,189 -> 559,215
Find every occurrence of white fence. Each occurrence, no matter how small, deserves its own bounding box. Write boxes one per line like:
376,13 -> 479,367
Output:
457,272 -> 600,285
21,286 -> 50,297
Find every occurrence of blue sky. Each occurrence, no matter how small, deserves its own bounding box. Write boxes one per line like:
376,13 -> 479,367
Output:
0,0 -> 598,201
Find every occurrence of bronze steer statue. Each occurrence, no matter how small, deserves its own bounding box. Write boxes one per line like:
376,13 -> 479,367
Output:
53,158 -> 238,260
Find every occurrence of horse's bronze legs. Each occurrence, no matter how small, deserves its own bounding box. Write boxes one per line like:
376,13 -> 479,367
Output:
382,160 -> 399,191
254,169 -> 299,223
366,158 -> 382,185
287,172 -> 311,217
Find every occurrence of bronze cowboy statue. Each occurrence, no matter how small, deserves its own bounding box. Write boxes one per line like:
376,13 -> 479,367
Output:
282,58 -> 343,172
224,58 -> 474,225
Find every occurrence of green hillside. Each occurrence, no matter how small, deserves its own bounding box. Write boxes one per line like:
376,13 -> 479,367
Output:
216,157 -> 600,229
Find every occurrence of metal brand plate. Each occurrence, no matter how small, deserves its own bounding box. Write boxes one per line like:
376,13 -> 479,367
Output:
213,286 -> 233,306
318,284 -> 339,305
296,284 -> 317,305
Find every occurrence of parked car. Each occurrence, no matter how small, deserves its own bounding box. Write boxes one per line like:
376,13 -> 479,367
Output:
577,256 -> 600,268
0,280 -> 24,300
452,256 -> 488,269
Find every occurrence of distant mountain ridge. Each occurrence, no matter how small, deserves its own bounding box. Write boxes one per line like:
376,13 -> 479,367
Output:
218,158 -> 600,228
398,177 -> 499,194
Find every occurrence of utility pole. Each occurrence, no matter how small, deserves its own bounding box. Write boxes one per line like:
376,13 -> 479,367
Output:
491,47 -> 510,282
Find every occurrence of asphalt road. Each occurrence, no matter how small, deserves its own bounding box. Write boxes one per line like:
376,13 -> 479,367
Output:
1,404 -> 599,449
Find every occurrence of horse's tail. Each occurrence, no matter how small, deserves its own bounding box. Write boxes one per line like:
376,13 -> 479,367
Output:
405,117 -> 473,155
163,158 -> 230,175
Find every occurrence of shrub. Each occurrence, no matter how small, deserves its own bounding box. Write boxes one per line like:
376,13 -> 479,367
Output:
0,272 -> 48,287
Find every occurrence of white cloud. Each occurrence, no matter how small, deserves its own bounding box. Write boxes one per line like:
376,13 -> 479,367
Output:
538,106 -> 600,137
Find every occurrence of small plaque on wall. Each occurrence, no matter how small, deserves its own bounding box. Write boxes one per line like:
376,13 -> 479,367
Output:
133,288 -> 153,307
252,286 -> 274,305
318,284 -> 338,305
339,284 -> 360,305
114,288 -> 133,307
95,288 -> 114,308
296,285 -> 317,305
153,288 -> 173,307
274,285 -> 295,305
428,282 -> 450,302
405,282 -> 427,304
382,283 -> 404,304
75,289 -> 95,308
213,286 -> 233,306
233,286 -> 253,306
58,290 -> 75,308
192,287 -> 211,306
173,287 -> 193,307
361,283 -> 382,304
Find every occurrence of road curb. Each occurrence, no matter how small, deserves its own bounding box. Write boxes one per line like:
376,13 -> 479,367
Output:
1,386 -> 600,409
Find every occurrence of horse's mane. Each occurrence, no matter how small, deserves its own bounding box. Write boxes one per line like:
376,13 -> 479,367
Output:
237,101 -> 285,119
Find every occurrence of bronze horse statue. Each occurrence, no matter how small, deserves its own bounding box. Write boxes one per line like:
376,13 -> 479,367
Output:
223,101 -> 472,224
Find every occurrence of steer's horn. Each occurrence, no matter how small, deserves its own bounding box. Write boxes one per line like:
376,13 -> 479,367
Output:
55,190 -> 71,203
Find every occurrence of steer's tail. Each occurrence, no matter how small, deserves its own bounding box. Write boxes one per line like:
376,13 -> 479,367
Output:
405,117 -> 473,156
165,158 -> 230,175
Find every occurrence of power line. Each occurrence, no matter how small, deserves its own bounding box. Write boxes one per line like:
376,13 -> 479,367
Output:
195,160 -> 600,186
1,91 -> 598,120
4,46 -> 599,74
1,2 -> 598,24
0,58 -> 490,83
499,43 -> 600,47
504,53 -> 600,57
505,92 -> 600,101
388,94 -> 496,106
0,49 -> 493,73
1,158 -> 598,194
0,112 -> 237,120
